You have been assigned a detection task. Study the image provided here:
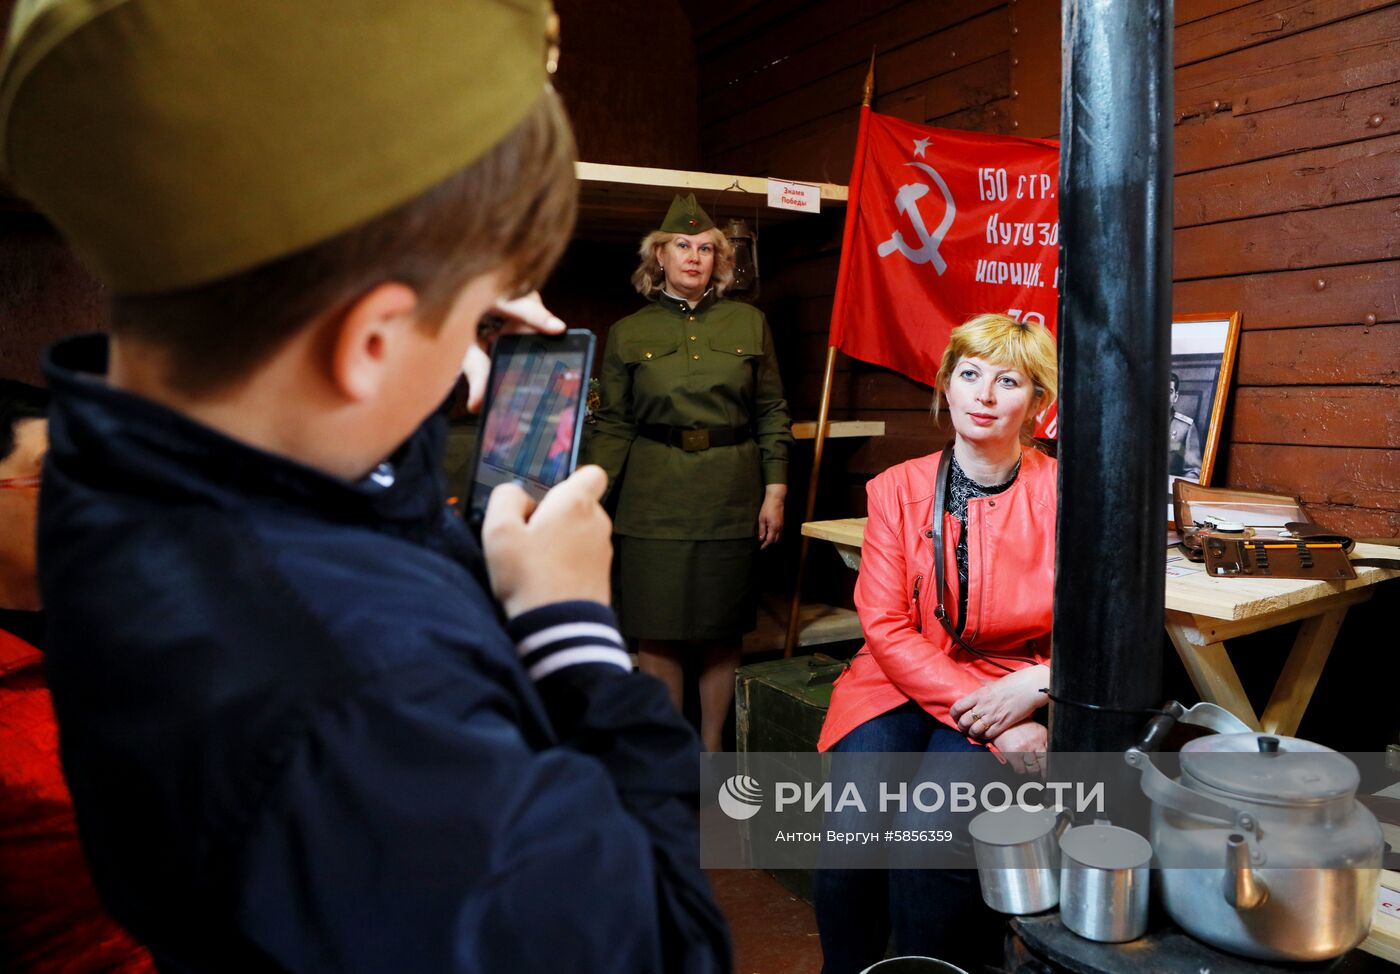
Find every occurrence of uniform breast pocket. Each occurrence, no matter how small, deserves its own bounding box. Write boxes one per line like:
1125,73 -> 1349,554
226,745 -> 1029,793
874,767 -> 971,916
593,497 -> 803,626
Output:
706,334 -> 762,383
623,339 -> 683,402
621,339 -> 682,367
707,329 -> 762,360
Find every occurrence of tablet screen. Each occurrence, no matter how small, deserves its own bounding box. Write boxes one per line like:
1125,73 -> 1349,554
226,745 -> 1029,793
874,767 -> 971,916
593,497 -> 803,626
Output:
467,330 -> 595,525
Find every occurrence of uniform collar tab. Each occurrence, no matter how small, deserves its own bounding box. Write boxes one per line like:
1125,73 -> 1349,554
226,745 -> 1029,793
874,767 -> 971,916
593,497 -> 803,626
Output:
657,288 -> 716,315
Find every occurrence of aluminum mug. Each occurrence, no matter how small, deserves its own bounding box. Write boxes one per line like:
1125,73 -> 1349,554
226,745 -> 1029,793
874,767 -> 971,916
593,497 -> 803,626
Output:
968,806 -> 1066,914
1058,822 -> 1152,943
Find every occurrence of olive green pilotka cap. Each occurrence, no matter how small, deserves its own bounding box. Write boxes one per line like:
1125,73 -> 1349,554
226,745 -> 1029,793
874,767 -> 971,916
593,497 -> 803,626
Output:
0,0 -> 553,293
660,193 -> 715,234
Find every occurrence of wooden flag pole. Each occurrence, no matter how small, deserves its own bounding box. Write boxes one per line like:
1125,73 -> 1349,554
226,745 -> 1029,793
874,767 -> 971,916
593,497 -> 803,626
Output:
781,346 -> 837,658
783,51 -> 876,658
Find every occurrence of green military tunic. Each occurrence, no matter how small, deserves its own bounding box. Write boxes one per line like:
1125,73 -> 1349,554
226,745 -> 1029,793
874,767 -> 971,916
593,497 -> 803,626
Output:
585,289 -> 793,639
588,290 -> 792,538
1168,410 -> 1202,480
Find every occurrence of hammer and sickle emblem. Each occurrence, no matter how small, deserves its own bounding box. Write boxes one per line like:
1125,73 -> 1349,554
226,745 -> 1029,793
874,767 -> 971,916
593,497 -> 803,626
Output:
876,162 -> 957,275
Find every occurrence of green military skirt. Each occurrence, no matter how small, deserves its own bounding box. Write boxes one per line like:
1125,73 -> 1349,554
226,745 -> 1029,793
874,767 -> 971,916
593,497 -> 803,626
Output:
613,536 -> 759,641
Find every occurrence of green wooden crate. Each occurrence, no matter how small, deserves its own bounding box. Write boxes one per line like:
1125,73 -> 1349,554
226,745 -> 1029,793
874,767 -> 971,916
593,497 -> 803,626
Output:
734,655 -> 844,902
735,655 -> 842,754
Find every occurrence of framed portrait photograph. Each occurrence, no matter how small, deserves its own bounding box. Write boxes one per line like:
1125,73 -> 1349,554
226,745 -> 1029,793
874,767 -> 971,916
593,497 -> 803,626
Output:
1168,311 -> 1242,504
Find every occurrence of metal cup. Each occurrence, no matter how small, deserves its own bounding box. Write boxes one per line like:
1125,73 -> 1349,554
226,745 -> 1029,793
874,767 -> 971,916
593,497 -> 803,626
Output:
969,805 -> 1067,914
1058,821 -> 1152,942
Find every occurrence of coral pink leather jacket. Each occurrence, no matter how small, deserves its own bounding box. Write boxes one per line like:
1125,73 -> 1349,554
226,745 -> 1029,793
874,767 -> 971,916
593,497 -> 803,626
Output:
817,447 -> 1056,751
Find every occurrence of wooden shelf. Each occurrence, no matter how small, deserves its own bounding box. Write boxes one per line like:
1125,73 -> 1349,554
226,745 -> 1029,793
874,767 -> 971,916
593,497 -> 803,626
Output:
742,598 -> 862,655
574,161 -> 846,239
791,420 -> 885,440
3,163 -> 849,231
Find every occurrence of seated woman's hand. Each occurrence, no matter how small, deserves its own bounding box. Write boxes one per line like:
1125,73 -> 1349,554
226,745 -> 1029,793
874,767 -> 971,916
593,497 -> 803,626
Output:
988,721 -> 1047,775
950,663 -> 1049,741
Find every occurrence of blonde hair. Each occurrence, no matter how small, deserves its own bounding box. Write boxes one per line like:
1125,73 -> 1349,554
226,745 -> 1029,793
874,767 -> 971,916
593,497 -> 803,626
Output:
630,228 -> 735,298
933,313 -> 1058,435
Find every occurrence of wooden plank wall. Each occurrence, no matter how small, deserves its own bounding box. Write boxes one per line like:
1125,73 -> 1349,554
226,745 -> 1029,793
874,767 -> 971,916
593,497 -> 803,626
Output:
1172,0 -> 1400,538
694,0 -> 1039,529
555,0 -> 700,170
695,0 -> 1400,539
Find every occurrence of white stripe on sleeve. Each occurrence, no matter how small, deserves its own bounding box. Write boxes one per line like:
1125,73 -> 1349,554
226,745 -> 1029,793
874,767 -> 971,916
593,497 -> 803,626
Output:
516,622 -> 624,656
527,646 -> 633,680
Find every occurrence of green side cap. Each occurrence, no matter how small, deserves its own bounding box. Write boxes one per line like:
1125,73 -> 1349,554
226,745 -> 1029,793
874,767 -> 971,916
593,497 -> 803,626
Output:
660,193 -> 715,234
0,0 -> 552,292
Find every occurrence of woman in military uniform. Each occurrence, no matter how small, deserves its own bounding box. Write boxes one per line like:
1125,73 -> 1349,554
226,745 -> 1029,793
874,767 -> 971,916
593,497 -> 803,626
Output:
586,194 -> 793,752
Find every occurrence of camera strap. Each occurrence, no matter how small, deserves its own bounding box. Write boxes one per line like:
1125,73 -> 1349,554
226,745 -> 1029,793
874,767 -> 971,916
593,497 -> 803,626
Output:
931,444 -> 1019,675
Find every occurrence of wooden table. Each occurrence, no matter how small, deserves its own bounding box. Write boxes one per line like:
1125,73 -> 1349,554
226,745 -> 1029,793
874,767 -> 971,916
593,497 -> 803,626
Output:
1160,542 -> 1398,736
801,518 -> 1399,736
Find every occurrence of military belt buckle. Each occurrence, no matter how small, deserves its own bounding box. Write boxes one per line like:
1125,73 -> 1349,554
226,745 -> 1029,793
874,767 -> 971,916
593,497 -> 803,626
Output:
680,429 -> 710,451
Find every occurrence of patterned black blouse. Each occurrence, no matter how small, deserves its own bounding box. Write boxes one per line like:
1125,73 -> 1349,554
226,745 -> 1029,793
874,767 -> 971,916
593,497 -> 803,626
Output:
945,453 -> 1021,634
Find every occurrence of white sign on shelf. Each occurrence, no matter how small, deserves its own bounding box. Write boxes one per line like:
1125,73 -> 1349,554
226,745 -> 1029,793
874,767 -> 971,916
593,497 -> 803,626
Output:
767,179 -> 821,213
1380,885 -> 1400,921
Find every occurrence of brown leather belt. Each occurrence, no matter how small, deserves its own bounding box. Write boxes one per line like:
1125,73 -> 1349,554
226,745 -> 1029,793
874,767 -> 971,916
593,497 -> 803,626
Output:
638,424 -> 751,452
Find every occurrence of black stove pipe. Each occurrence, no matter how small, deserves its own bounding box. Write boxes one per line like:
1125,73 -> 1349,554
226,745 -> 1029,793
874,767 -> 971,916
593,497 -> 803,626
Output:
1050,0 -> 1174,754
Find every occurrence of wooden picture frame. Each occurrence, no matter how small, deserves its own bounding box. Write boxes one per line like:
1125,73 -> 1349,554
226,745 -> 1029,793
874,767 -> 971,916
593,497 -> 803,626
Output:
1168,311 -> 1242,505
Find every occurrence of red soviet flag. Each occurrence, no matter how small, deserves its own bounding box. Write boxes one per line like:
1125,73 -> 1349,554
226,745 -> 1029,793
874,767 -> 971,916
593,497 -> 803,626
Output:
828,110 -> 1060,432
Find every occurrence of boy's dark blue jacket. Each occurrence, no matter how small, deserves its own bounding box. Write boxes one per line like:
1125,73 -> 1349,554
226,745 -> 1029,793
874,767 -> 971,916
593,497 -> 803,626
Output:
38,335 -> 732,974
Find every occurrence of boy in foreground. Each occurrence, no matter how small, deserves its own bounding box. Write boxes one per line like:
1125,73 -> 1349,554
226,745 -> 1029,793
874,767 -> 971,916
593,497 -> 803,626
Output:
0,1 -> 730,971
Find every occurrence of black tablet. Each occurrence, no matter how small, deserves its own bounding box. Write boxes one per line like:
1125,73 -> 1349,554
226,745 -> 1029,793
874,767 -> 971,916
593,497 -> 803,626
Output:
466,329 -> 595,528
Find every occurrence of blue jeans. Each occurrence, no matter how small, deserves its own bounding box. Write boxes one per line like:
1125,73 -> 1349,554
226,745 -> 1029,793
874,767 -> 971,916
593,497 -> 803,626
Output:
813,702 -> 1009,974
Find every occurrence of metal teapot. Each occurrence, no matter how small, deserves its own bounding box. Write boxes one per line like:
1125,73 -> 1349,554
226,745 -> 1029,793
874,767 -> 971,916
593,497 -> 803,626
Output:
1124,701 -> 1383,962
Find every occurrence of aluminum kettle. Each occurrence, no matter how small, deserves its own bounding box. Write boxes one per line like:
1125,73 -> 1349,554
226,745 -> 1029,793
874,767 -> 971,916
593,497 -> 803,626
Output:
1124,701 -> 1383,962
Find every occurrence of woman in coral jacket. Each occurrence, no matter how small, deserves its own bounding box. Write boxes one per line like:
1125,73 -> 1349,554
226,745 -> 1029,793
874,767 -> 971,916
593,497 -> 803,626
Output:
814,313 -> 1058,974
